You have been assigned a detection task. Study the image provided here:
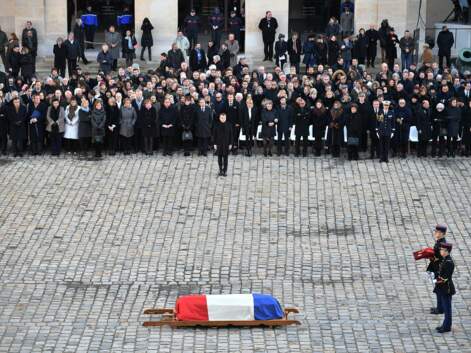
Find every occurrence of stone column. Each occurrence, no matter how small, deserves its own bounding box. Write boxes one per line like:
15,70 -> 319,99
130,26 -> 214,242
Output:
134,0 -> 178,62
245,0 -> 289,65
43,0 -> 68,56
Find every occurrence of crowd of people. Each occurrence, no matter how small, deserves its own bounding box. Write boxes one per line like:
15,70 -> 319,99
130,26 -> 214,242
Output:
0,6 -> 471,175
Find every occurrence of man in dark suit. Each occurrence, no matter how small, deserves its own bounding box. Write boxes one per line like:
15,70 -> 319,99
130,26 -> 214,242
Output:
64,33 -> 80,76
258,11 -> 278,61
189,43 -> 207,72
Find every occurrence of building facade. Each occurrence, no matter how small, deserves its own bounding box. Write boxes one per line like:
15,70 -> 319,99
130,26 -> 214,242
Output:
0,0 -> 452,63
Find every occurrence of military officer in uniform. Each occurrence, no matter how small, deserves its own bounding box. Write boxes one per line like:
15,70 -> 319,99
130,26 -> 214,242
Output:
434,242 -> 455,333
375,100 -> 395,162
428,224 -> 448,315
184,9 -> 200,50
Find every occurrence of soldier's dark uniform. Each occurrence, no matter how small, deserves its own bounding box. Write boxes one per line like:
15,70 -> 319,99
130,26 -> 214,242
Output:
375,103 -> 395,162
433,243 -> 455,333
427,224 -> 447,315
184,11 -> 200,49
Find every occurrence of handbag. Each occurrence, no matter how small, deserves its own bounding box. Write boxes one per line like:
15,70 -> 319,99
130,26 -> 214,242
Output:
182,130 -> 193,141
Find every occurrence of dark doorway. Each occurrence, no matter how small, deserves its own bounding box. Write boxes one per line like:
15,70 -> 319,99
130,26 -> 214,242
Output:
289,0 -> 340,39
68,0 -> 135,33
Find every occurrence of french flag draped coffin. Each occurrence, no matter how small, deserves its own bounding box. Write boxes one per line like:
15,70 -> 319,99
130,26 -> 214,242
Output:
175,294 -> 284,321
413,247 -> 435,260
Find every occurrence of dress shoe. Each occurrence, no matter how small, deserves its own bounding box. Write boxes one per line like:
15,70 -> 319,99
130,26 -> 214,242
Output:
437,327 -> 451,333
430,308 -> 444,315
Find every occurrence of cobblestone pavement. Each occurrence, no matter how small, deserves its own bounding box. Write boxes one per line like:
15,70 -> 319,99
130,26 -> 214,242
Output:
0,153 -> 471,353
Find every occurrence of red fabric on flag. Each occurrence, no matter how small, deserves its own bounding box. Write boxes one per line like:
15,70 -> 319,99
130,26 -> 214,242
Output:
175,295 -> 209,321
413,247 -> 435,260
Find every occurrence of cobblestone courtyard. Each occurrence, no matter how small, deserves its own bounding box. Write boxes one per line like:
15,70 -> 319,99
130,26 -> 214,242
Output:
0,155 -> 470,353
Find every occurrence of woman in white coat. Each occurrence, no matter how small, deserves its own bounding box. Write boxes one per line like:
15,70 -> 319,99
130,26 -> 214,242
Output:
64,97 -> 80,152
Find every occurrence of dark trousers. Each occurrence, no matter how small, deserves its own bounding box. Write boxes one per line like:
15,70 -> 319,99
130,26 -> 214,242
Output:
431,136 -> 446,156
277,129 -> 290,155
80,137 -> 90,154
418,139 -> 428,157
50,133 -> 62,155
263,39 -> 274,60
198,137 -> 208,155
438,293 -> 452,330
275,57 -> 287,69
120,136 -> 132,154
78,42 -> 87,62
65,138 -> 78,152
12,136 -> 23,156
439,54 -> 451,69
245,132 -> 253,155
112,59 -> 118,71
379,135 -> 391,161
30,130 -> 42,155
162,135 -> 173,154
140,46 -> 152,60
347,145 -> 359,160
218,154 -> 228,172
295,135 -> 308,156
187,31 -> 198,49
331,145 -> 341,157
108,130 -> 119,154
94,142 -> 103,157
263,138 -> 273,154
0,133 -> 7,153
313,135 -> 323,156
57,63 -> 66,78
369,131 -> 378,158
67,58 -> 77,76
367,46 -> 377,67
85,26 -> 96,48
143,136 -> 153,154
211,29 -> 222,48
124,53 -> 134,67
232,125 -> 240,151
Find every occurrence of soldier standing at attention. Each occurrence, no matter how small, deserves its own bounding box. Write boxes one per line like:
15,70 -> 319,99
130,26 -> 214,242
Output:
428,225 -> 447,315
376,100 -> 395,163
434,243 -> 455,333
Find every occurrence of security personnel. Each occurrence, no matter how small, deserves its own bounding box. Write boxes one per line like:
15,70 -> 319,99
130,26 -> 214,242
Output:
184,9 -> 201,49
209,7 -> 224,49
82,6 -> 98,49
228,11 -> 242,42
428,224 -> 447,315
434,242 -> 455,333
375,100 -> 395,163
117,7 -> 133,35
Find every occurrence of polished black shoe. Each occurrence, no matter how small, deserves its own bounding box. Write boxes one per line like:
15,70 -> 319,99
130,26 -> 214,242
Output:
437,327 -> 451,333
430,308 -> 444,315
223,171 -> 227,177
218,171 -> 223,176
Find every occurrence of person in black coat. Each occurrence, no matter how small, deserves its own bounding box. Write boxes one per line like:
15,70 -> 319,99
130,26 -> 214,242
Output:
226,94 -> 240,154
167,43 -> 185,70
73,18 -> 89,65
446,98 -> 461,157
0,98 -> 8,154
416,99 -> 432,157
431,102 -> 447,157
462,100 -> 471,156
328,36 -> 340,67
159,97 -> 177,156
277,97 -> 294,156
209,7 -> 224,48
207,41 -> 218,65
139,99 -> 157,155
353,29 -> 368,65
8,45 -> 21,78
21,29 -> 37,73
393,99 -> 412,158
53,37 -> 67,77
385,29 -> 399,71
7,97 -> 27,156
78,97 -> 92,156
436,26 -> 454,69
261,101 -> 278,156
274,34 -> 288,69
97,44 -> 113,75
258,11 -> 278,61
195,98 -> 213,156
19,47 -> 35,84
184,9 -> 200,49
140,18 -> 154,61
365,25 -> 379,67
122,30 -> 138,67
294,97 -> 311,157
287,33 -> 302,74
311,100 -> 328,156
213,113 -> 233,176
433,242 -> 455,333
27,94 -> 47,155
346,104 -> 362,160
189,43 -> 207,72
327,101 -> 345,157
180,96 -> 196,156
106,97 -> 120,155
64,32 -> 80,76
239,98 -> 258,156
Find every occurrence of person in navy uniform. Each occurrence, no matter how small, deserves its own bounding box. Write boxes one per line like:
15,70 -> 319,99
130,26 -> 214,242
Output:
228,11 -> 242,42
82,6 -> 98,49
427,224 -> 447,315
184,9 -> 200,50
434,242 -> 455,333
258,11 -> 278,61
209,7 -> 224,49
375,100 -> 395,163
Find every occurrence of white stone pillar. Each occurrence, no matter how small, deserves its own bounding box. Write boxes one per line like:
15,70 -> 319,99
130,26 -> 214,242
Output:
245,0 -> 289,65
43,0 -> 68,56
134,0 -> 178,62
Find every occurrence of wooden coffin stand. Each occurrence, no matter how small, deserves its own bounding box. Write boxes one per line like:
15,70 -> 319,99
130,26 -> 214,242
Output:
143,307 -> 301,328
